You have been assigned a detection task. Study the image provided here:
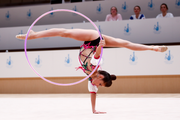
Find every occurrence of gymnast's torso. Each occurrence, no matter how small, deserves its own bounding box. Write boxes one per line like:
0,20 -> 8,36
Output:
78,37 -> 101,75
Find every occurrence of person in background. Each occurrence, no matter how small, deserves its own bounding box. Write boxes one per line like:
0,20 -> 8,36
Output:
130,5 -> 145,20
156,3 -> 174,18
105,6 -> 122,21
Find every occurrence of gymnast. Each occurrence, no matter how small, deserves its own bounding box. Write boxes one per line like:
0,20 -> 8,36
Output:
16,28 -> 168,114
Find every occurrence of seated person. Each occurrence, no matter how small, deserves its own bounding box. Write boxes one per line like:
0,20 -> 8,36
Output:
130,5 -> 145,20
105,6 -> 122,21
156,3 -> 174,18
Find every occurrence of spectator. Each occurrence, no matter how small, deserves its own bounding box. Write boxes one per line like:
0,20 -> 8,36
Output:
156,3 -> 174,18
105,6 -> 122,21
130,5 -> 145,20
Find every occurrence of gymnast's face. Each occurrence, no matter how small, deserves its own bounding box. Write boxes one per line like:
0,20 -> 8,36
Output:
92,74 -> 105,87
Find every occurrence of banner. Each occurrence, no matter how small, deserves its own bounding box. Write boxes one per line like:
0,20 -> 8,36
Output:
0,17 -> 180,50
0,45 -> 179,78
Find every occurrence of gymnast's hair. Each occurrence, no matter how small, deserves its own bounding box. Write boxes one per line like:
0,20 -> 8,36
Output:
98,70 -> 116,87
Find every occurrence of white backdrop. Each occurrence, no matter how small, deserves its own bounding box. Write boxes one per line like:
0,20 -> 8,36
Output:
0,17 -> 180,50
0,45 -> 179,78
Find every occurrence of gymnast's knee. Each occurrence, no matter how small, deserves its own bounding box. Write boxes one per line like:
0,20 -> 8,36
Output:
58,28 -> 72,38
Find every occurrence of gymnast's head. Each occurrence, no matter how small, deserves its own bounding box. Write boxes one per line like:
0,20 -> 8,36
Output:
92,70 -> 116,87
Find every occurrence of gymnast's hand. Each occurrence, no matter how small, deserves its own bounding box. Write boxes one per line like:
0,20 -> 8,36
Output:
93,110 -> 106,114
99,39 -> 106,47
16,30 -> 35,40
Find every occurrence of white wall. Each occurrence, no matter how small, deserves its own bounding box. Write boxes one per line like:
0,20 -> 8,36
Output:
0,17 -> 180,50
0,45 -> 179,78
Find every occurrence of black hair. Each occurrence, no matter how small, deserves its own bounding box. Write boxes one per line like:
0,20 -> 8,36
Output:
134,5 -> 141,11
160,3 -> 168,10
110,6 -> 118,14
98,70 -> 116,87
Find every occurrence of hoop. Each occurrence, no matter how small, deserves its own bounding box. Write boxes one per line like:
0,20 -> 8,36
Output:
24,9 -> 103,86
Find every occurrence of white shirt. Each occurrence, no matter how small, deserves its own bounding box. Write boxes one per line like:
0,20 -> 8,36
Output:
105,14 -> 123,21
156,13 -> 174,18
90,54 -> 103,66
129,14 -> 145,20
88,81 -> 98,93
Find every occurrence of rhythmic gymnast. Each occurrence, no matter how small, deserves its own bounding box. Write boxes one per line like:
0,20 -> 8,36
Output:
16,28 -> 168,114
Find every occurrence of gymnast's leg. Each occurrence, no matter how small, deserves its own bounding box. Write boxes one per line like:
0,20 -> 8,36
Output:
16,28 -> 167,52
102,34 -> 168,52
16,28 -> 99,41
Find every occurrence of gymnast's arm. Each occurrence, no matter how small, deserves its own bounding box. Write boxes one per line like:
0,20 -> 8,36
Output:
94,40 -> 105,58
91,93 -> 96,113
91,93 -> 106,114
90,40 -> 106,114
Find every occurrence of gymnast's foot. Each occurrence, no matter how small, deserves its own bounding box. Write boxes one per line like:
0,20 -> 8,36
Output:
16,30 -> 35,40
152,45 -> 168,52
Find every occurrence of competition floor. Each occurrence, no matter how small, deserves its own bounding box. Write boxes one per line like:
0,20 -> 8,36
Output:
0,94 -> 180,120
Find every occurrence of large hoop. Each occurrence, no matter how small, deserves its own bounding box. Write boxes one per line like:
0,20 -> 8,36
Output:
24,9 -> 103,86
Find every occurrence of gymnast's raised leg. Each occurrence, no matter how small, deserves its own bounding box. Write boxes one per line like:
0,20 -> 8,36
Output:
16,28 -> 167,52
16,28 -> 99,41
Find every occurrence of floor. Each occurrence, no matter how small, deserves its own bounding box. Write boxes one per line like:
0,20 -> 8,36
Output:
0,94 -> 180,120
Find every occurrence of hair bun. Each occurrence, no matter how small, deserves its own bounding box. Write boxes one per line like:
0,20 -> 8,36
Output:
110,75 -> 116,81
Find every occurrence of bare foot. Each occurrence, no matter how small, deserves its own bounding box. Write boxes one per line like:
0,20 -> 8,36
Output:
152,45 -> 168,52
16,30 -> 35,40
